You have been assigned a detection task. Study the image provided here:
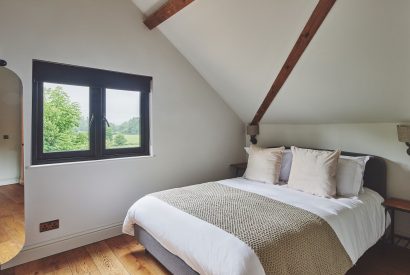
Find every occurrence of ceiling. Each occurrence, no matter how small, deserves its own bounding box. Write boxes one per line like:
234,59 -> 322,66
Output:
132,0 -> 410,124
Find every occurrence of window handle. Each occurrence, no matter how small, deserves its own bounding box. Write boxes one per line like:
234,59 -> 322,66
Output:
89,114 -> 94,128
103,116 -> 110,128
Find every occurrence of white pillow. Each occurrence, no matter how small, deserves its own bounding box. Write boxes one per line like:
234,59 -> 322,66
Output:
245,148 -> 293,183
288,146 -> 341,198
336,156 -> 369,197
244,145 -> 285,184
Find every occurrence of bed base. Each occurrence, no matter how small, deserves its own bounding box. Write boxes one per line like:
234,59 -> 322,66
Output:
134,224 -> 198,275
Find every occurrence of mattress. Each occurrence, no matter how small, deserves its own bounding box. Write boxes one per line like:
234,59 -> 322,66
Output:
123,177 -> 387,275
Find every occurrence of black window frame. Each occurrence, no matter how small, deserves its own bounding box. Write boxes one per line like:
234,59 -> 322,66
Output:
32,60 -> 151,165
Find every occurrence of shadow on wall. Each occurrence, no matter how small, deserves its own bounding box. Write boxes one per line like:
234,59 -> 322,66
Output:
387,160 -> 410,237
387,160 -> 410,199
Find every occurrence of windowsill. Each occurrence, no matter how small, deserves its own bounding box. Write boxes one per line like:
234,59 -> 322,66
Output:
27,154 -> 155,169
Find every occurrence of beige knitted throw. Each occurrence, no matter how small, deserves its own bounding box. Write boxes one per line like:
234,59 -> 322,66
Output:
151,182 -> 352,275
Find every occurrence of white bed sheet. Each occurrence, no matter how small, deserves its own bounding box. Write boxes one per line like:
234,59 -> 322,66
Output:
123,178 -> 387,275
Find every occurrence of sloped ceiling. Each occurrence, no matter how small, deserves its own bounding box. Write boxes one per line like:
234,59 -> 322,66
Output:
132,0 -> 410,124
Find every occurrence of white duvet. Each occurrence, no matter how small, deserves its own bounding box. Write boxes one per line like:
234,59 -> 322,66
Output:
123,178 -> 387,275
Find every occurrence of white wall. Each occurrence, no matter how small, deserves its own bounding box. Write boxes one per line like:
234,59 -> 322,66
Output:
0,68 -> 21,186
252,123 -> 410,237
0,0 -> 244,267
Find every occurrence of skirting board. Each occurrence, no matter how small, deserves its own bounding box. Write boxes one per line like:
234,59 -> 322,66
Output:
1,222 -> 123,270
0,178 -> 19,186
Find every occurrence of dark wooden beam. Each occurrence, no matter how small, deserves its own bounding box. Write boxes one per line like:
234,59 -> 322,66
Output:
251,0 -> 337,125
144,0 -> 194,30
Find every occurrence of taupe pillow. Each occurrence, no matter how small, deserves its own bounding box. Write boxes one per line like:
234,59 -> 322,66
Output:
288,146 -> 341,197
244,145 -> 285,184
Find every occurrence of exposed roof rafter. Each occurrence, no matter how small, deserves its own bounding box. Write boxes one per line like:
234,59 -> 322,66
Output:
251,0 -> 337,125
144,0 -> 194,30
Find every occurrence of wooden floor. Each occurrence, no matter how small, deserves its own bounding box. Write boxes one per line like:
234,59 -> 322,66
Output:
0,184 -> 24,265
2,234 -> 169,275
347,242 -> 410,275
3,234 -> 410,275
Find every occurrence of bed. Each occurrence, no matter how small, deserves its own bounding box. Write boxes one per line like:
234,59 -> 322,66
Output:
123,150 -> 387,275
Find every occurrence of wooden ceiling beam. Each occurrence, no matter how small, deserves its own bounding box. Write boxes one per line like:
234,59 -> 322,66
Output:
251,0 -> 337,126
144,0 -> 194,30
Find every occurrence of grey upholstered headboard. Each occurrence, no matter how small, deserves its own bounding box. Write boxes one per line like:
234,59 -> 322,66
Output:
279,147 -> 387,198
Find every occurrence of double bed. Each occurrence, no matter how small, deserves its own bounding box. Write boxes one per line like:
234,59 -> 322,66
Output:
123,150 -> 387,275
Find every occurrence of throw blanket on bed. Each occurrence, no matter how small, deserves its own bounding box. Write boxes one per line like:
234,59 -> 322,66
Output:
151,182 -> 352,275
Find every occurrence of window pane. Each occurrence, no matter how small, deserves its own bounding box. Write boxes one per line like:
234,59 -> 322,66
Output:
105,89 -> 140,149
43,83 -> 90,153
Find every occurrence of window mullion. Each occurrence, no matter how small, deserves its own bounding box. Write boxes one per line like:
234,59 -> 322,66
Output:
91,87 -> 104,159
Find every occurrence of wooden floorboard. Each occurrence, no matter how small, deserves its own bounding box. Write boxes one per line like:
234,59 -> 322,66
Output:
0,184 -> 24,265
86,241 -> 130,275
3,235 -> 170,275
65,247 -> 100,275
347,242 -> 410,275
3,234 -> 410,274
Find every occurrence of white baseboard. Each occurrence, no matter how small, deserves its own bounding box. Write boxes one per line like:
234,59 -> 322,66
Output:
1,222 -> 123,270
0,178 -> 19,186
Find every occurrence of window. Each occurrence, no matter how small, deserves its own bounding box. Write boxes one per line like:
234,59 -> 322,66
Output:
32,60 -> 151,164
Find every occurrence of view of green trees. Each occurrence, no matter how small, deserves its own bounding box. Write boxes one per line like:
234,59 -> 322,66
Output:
43,86 -> 88,152
104,117 -> 140,149
43,86 -> 140,153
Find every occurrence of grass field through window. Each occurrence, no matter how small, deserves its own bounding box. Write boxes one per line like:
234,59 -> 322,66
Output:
106,134 -> 140,149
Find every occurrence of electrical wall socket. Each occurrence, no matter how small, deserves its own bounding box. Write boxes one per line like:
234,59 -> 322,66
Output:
39,219 -> 59,232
